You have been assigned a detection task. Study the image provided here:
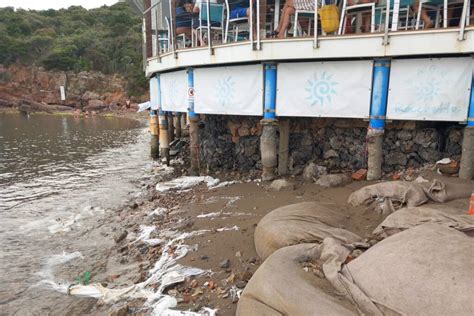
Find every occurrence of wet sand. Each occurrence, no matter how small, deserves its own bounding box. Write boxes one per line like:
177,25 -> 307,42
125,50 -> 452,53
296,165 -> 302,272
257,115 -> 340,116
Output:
16,163 -> 470,316
72,168 -> 469,315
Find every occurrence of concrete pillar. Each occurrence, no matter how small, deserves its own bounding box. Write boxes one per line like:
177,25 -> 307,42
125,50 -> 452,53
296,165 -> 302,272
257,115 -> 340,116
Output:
167,112 -> 175,143
278,119 -> 290,176
149,110 -> 159,159
261,63 -> 278,181
187,68 -> 200,175
175,112 -> 182,139
159,110 -> 170,165
460,80 -> 474,180
367,59 -> 391,181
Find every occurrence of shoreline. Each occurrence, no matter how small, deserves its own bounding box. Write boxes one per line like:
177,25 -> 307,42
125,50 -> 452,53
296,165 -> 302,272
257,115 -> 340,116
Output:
0,106 -> 146,122
38,164 -> 470,315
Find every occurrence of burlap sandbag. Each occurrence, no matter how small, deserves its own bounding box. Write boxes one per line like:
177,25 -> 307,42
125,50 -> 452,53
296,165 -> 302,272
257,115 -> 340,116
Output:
237,243 -> 359,316
348,181 -> 429,214
373,206 -> 474,238
254,202 -> 362,260
346,224 -> 474,316
423,179 -> 472,203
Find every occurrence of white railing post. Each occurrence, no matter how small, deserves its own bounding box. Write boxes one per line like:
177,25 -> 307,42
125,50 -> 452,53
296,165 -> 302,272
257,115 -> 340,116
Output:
207,0 -> 213,54
256,0 -> 261,50
313,0 -> 318,48
142,16 -> 147,71
383,0 -> 390,45
391,0 -> 400,31
169,0 -> 176,58
459,0 -> 469,41
443,0 -> 448,28
250,0 -> 254,50
154,5 -> 161,60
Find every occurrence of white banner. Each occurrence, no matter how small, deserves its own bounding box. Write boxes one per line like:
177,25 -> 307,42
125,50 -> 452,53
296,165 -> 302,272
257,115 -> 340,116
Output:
194,65 -> 264,116
276,61 -> 373,118
149,77 -> 160,110
160,70 -> 188,112
387,58 -> 472,121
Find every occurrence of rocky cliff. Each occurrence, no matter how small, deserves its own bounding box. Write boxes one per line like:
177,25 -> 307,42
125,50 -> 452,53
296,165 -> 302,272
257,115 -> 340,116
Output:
0,64 -> 145,113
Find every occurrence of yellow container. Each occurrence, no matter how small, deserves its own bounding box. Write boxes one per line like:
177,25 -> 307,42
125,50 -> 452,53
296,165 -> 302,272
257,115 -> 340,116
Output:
320,5 -> 339,34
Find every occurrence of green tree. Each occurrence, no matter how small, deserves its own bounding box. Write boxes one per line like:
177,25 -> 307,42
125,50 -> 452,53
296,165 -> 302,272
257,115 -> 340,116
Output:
0,2 -> 146,95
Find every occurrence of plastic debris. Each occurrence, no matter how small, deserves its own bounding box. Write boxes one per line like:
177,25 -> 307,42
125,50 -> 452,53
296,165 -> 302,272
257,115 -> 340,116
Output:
156,176 -> 220,193
216,225 -> 239,232
137,101 -> 151,112
132,225 -> 156,244
197,211 -> 251,219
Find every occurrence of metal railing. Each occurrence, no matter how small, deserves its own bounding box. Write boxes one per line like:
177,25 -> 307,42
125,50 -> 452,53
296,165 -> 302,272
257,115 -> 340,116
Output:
143,0 -> 472,62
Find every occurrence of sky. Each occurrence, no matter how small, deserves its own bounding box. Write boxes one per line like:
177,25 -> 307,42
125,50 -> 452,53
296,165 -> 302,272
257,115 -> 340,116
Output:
0,0 -> 119,10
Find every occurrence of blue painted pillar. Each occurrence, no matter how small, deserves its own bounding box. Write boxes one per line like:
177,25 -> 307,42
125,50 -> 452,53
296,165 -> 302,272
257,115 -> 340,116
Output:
367,59 -> 391,180
261,63 -> 278,181
187,68 -> 200,175
459,76 -> 474,180
468,79 -> 474,127
370,59 -> 390,130
187,68 -> 198,119
263,63 -> 277,121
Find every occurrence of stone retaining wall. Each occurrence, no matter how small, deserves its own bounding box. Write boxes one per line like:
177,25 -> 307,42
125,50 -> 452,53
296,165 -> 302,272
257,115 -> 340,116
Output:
199,115 -> 464,173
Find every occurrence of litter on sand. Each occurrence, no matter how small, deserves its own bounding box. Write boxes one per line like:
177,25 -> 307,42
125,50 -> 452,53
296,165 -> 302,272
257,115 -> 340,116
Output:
156,176 -> 220,193
36,222 -> 245,315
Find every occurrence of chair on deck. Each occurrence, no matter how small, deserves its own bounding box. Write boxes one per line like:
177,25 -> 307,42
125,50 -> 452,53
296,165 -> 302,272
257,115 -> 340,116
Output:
193,1 -> 225,46
224,0 -> 250,42
338,0 -> 376,34
415,0 -> 468,29
293,9 -> 316,37
166,16 -> 189,49
375,0 -> 414,31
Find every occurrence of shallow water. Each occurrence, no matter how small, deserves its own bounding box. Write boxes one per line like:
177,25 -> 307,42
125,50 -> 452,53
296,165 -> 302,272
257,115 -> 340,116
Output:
0,113 -> 150,314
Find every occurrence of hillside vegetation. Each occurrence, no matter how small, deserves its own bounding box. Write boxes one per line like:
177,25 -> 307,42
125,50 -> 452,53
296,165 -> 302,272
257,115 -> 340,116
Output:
0,2 -> 146,95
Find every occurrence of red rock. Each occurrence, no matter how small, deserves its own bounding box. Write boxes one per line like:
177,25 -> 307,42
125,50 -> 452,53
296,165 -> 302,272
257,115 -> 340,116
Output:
352,169 -> 368,181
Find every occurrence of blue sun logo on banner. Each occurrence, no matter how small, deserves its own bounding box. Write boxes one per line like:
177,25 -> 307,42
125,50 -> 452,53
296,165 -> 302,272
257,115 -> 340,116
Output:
305,72 -> 338,107
215,76 -> 235,107
413,65 -> 446,103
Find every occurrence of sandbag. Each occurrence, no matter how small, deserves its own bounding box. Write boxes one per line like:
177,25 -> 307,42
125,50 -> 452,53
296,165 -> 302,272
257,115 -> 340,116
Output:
237,243 -> 358,316
346,224 -> 474,316
348,181 -> 429,214
373,206 -> 474,238
423,179 -> 472,203
254,202 -> 361,260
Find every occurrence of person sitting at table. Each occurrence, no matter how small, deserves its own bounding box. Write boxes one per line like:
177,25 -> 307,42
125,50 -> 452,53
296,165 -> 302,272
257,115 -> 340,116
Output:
274,0 -> 316,39
176,0 -> 194,38
192,0 -> 219,46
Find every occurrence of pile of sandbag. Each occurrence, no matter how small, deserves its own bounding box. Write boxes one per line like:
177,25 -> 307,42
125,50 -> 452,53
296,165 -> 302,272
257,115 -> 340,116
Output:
373,206 -> 474,238
239,224 -> 474,316
345,224 -> 474,315
240,178 -> 473,316
254,202 -> 361,260
237,241 -> 359,316
348,179 -> 472,214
